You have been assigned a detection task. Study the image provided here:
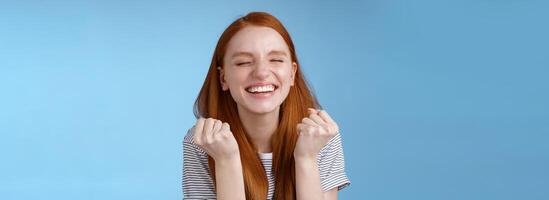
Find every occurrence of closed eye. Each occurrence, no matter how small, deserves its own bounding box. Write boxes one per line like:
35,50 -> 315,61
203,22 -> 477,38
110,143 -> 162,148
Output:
270,59 -> 284,63
236,62 -> 252,66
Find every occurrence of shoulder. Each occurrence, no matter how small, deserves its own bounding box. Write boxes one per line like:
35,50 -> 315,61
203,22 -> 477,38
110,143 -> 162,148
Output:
183,125 -> 197,144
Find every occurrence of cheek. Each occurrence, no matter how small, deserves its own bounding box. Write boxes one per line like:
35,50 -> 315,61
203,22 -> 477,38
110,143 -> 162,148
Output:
276,67 -> 294,84
225,70 -> 247,89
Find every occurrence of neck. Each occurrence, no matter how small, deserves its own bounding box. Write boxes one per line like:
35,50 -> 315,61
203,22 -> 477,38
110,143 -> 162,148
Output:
237,106 -> 280,153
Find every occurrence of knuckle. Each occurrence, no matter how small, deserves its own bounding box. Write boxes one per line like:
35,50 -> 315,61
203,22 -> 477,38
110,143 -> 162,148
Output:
320,124 -> 328,131
313,131 -> 321,137
313,126 -> 321,132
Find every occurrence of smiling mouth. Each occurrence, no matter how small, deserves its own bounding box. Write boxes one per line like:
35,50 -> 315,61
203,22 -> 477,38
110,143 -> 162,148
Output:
245,84 -> 278,94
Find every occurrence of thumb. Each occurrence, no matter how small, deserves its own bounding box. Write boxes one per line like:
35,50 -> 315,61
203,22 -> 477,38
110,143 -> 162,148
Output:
308,108 -> 318,115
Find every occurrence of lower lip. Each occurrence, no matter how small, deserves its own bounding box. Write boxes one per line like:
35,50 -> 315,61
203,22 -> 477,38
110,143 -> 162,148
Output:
247,89 -> 276,99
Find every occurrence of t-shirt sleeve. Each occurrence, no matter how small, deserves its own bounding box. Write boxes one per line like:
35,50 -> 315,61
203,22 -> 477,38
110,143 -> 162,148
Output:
182,127 -> 217,200
318,132 -> 351,192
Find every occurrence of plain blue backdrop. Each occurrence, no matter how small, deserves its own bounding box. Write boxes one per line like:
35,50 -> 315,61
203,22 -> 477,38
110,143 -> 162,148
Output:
1,0 -> 548,199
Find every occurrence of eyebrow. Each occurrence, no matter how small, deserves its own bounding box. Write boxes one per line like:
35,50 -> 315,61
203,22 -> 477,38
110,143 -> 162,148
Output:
231,52 -> 253,59
268,50 -> 288,57
230,50 -> 288,59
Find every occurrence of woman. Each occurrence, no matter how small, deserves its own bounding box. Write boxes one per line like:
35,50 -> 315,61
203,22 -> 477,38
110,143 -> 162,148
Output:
183,12 -> 350,200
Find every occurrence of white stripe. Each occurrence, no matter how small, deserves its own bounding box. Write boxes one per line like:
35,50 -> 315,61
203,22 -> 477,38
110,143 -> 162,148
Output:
183,128 -> 350,199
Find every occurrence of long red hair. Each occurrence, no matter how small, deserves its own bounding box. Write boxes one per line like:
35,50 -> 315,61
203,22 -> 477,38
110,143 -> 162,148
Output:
193,12 -> 320,200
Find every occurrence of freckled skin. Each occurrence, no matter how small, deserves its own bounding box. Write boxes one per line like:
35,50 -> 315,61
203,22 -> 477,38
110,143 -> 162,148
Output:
220,26 -> 297,115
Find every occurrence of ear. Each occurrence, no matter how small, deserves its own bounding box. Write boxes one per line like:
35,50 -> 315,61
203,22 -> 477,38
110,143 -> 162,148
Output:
291,62 -> 297,86
219,66 -> 229,91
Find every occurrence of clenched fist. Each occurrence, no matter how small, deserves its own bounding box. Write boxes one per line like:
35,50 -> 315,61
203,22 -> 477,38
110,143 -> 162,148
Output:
193,117 -> 240,162
294,108 -> 340,160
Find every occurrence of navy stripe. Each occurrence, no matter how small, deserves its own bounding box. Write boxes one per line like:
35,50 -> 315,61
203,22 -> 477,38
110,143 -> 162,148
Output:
183,128 -> 350,199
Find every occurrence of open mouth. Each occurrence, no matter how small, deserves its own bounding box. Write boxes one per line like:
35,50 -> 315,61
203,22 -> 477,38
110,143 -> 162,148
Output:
245,84 -> 278,94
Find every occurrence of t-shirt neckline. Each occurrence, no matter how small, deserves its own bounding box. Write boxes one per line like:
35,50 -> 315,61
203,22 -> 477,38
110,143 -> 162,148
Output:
258,152 -> 272,159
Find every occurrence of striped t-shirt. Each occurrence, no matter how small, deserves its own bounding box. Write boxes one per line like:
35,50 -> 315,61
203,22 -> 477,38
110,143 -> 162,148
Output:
182,127 -> 350,199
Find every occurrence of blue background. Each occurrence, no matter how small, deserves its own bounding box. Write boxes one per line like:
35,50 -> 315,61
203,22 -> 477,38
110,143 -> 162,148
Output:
1,0 -> 548,199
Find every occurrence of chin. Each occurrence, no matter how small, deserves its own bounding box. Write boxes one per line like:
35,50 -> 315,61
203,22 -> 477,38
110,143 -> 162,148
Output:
243,103 -> 280,115
249,107 -> 278,115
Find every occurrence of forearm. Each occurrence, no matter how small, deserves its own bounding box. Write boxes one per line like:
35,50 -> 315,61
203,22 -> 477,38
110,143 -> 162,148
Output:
295,157 -> 324,200
215,158 -> 246,200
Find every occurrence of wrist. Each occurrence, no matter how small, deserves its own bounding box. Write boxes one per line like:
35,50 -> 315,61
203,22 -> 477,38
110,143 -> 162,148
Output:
294,156 -> 319,178
215,155 -> 242,166
294,152 -> 318,162
294,156 -> 317,166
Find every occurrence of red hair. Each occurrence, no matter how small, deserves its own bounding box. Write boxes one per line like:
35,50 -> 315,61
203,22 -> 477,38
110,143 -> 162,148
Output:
194,12 -> 320,200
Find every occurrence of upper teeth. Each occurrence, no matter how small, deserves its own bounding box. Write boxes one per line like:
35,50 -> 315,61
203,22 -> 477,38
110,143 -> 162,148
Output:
247,85 -> 275,93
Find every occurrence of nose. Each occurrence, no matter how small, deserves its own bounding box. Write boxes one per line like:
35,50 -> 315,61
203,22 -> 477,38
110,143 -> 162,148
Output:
252,60 -> 270,80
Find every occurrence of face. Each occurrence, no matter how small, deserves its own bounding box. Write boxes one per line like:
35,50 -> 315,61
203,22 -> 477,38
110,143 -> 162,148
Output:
220,26 -> 297,115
